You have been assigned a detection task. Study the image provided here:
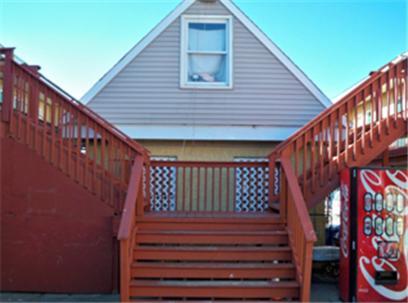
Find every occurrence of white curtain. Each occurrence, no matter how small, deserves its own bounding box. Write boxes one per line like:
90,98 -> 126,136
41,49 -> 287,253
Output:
188,23 -> 227,83
188,23 -> 226,51
188,54 -> 226,82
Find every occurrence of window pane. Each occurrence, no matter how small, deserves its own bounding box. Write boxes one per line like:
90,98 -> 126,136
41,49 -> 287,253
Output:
188,54 -> 226,83
188,23 -> 226,52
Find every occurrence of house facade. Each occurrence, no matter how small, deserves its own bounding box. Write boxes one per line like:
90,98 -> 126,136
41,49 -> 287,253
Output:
83,0 -> 330,163
83,0 -> 331,243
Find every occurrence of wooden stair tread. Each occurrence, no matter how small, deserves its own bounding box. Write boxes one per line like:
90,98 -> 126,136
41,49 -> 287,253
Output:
130,280 -> 299,288
140,212 -> 280,220
137,230 -> 287,235
135,246 -> 291,252
132,262 -> 294,269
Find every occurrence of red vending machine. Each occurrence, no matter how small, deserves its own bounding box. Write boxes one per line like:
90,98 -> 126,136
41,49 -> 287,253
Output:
339,167 -> 408,302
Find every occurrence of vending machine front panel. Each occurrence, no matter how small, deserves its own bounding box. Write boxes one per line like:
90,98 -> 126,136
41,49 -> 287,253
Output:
340,167 -> 408,302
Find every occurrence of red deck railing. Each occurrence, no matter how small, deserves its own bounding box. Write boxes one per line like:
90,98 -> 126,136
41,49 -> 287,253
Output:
272,56 -> 407,208
270,56 -> 407,301
148,160 -> 270,214
0,48 -> 149,212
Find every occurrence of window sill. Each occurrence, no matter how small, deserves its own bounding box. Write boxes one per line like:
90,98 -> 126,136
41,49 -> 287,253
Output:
180,83 -> 233,90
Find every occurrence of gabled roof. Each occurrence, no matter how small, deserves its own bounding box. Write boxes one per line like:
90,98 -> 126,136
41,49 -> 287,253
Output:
81,0 -> 331,108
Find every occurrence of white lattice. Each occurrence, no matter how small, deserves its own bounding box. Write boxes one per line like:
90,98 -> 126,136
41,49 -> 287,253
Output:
234,158 -> 269,212
149,157 -> 177,212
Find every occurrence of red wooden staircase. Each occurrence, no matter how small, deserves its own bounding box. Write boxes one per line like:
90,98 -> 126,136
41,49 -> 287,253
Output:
1,48 -> 407,302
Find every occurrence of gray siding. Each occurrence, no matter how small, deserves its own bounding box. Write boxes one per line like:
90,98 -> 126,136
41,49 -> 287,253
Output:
89,0 -> 325,127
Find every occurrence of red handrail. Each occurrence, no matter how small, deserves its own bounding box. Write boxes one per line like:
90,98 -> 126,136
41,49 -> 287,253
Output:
269,55 -> 408,160
0,47 -> 150,211
280,156 -> 316,302
269,56 -> 407,205
117,156 -> 145,302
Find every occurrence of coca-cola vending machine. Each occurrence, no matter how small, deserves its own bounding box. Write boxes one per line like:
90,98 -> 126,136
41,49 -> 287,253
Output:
339,167 -> 407,302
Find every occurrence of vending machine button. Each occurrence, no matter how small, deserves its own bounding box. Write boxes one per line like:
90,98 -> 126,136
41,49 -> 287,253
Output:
385,217 -> 394,236
396,194 -> 405,213
375,217 -> 383,236
385,193 -> 394,212
375,193 -> 384,212
364,193 -> 372,212
364,216 -> 372,236
396,217 -> 404,236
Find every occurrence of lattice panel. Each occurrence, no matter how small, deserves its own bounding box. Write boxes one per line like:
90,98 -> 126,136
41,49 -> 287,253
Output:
235,158 -> 269,212
274,164 -> 281,196
149,158 -> 177,212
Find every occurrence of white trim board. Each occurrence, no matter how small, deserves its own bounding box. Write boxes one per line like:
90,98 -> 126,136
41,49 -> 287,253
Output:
81,0 -> 331,108
117,125 -> 300,141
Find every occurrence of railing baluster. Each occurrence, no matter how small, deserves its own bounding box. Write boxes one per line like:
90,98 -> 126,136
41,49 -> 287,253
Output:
197,166 -> 201,211
182,166 -> 186,212
226,167 -> 231,212
318,121 -> 324,186
369,83 -> 374,147
25,77 -> 31,146
393,64 -> 399,126
294,140 -> 298,178
345,101 -> 350,162
190,166 -> 194,212
311,127 -> 316,192
361,89 -> 366,154
353,96 -> 358,161
386,69 -> 391,134
302,134 -> 307,195
218,167 -> 222,212
378,76 -> 383,139
203,167 -> 208,212
212,167 -> 216,212
328,112 -> 334,179
50,93 -> 56,165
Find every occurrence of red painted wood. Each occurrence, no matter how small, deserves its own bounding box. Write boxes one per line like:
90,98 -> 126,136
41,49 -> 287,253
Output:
0,136 -> 115,293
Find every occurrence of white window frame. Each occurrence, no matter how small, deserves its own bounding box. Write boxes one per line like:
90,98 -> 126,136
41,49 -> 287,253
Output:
180,15 -> 233,90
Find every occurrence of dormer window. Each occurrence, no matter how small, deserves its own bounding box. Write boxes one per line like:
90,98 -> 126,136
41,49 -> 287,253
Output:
180,15 -> 233,89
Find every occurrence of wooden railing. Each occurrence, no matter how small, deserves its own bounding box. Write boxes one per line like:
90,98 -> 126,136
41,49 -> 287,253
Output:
269,56 -> 408,209
148,160 -> 270,213
268,56 -> 407,302
117,156 -> 145,302
280,156 -> 316,302
0,48 -> 149,212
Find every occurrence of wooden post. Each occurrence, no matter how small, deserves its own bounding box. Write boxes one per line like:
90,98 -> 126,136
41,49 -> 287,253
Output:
1,48 -> 14,123
120,239 -> 130,302
300,241 -> 314,302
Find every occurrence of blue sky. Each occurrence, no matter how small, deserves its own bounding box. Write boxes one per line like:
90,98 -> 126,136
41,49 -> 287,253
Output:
1,0 -> 406,101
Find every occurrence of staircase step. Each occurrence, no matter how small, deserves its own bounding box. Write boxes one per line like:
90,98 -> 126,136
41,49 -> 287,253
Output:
129,280 -> 299,299
137,222 -> 285,231
134,246 -> 292,261
131,262 -> 296,279
136,230 -> 288,245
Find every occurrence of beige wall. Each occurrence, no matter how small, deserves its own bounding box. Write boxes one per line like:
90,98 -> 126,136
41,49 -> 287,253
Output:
139,140 -> 279,161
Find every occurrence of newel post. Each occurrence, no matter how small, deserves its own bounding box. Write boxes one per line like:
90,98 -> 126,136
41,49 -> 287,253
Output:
1,48 -> 14,123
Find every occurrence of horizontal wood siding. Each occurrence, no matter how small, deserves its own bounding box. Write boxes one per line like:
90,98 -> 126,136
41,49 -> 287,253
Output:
89,0 -> 325,128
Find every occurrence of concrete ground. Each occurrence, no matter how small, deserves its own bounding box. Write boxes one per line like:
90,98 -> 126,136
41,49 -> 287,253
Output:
0,283 -> 340,302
